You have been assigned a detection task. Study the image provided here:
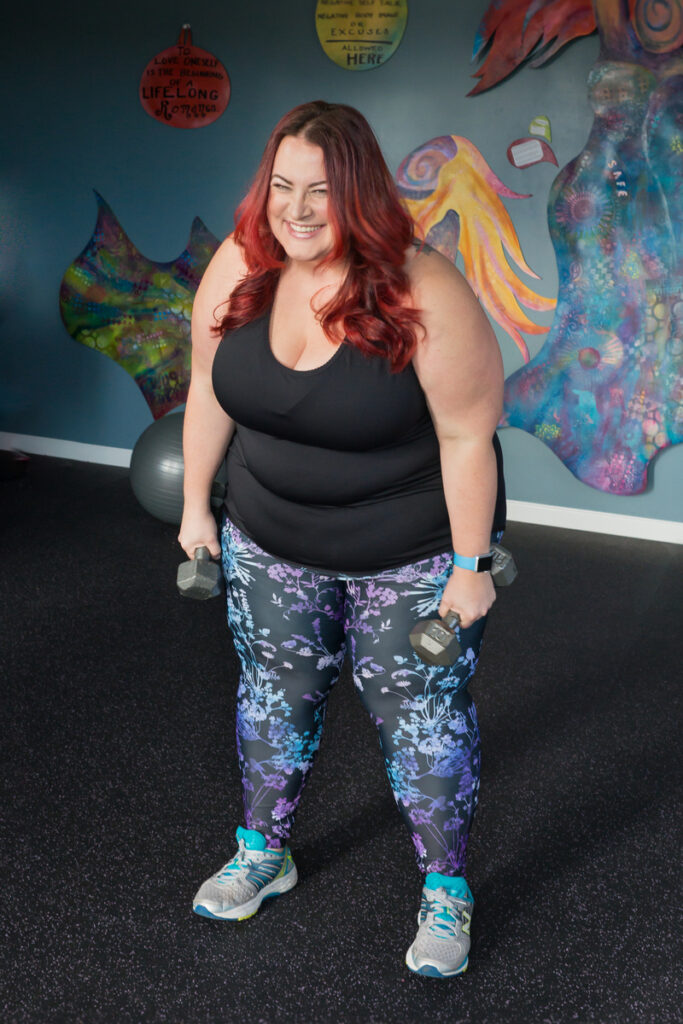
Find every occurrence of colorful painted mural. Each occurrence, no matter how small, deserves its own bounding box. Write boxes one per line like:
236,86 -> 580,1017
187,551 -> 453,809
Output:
59,193 -> 219,419
469,0 -> 596,95
473,0 -> 683,494
396,135 -> 556,362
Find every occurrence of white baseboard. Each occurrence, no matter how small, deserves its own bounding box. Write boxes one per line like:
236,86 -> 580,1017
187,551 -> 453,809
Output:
0,431 -> 132,468
2,431 -> 681,544
506,500 -> 682,544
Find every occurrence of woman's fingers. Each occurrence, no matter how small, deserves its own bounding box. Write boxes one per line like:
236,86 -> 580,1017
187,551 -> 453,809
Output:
178,510 -> 220,561
438,570 -> 496,628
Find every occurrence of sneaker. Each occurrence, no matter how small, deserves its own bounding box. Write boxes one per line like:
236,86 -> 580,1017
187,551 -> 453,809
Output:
405,872 -> 474,978
193,826 -> 297,921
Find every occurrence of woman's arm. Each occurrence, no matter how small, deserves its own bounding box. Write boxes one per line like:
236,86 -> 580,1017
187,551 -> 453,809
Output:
177,236 -> 246,559
410,249 -> 504,629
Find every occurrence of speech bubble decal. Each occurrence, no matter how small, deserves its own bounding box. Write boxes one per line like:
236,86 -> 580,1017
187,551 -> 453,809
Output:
529,115 -> 552,141
507,137 -> 558,168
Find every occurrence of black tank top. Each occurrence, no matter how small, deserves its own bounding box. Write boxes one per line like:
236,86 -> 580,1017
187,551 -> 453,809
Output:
212,310 -> 506,573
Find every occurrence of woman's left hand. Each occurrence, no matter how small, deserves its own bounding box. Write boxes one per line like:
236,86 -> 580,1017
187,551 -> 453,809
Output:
438,567 -> 496,630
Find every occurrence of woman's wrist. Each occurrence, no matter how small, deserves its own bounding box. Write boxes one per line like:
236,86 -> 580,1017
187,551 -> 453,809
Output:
181,491 -> 215,516
452,549 -> 494,572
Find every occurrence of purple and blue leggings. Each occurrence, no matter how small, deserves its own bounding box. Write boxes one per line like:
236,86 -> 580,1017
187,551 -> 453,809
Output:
221,519 -> 496,877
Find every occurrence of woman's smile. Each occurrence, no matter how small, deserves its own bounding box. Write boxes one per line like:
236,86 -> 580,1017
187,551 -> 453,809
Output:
285,220 -> 325,238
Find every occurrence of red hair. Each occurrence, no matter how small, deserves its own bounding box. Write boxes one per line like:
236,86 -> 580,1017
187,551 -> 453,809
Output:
216,101 -> 422,371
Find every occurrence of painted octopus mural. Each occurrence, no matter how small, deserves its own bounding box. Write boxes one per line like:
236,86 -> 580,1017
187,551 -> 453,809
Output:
473,0 -> 683,494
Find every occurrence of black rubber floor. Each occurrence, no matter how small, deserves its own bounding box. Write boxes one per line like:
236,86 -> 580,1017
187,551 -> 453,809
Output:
2,456 -> 681,1023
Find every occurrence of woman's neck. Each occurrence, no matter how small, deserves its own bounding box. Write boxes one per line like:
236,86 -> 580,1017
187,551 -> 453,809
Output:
280,255 -> 348,292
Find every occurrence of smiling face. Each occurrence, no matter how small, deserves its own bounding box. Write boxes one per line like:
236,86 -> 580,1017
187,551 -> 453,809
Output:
267,134 -> 335,266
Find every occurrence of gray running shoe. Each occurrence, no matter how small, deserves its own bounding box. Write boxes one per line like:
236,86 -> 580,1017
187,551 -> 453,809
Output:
193,826 -> 297,921
405,873 -> 474,978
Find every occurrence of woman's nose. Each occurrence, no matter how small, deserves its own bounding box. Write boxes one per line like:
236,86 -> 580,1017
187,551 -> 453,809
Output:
289,190 -> 311,220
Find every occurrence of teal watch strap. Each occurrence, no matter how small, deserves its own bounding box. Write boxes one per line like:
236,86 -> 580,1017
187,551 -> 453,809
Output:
453,550 -> 494,572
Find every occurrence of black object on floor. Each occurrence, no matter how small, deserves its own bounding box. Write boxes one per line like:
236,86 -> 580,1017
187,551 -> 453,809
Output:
1,456 -> 681,1023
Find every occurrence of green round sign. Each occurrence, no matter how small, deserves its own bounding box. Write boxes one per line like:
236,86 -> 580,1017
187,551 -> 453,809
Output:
315,0 -> 408,71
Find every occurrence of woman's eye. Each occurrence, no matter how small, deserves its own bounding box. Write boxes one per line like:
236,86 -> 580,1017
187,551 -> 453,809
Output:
272,182 -> 289,191
311,189 -> 327,197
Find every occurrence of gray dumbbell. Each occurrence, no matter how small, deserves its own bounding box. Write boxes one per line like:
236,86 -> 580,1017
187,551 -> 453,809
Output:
491,544 -> 517,586
409,611 -> 462,666
177,546 -> 222,600
409,546 -> 518,665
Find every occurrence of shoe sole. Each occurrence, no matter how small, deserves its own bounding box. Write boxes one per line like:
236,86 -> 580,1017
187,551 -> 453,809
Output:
193,864 -> 298,921
405,947 -> 468,978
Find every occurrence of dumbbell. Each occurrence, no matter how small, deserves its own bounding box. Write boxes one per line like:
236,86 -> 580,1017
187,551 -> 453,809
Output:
177,546 -> 223,600
490,543 -> 517,586
409,610 -> 462,666
409,545 -> 518,666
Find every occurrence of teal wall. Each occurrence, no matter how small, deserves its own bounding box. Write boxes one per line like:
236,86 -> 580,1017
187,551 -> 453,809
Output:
3,1 -> 681,521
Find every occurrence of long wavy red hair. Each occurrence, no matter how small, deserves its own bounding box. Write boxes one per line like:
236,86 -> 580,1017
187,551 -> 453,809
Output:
216,101 -> 423,371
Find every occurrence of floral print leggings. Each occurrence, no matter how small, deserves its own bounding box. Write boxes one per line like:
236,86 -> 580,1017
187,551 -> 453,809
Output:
221,518 -> 498,877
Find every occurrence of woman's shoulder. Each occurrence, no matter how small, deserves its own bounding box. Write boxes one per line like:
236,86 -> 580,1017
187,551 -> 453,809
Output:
195,234 -> 248,316
206,233 -> 249,287
405,242 -> 465,287
404,243 -> 474,312
192,234 -> 248,345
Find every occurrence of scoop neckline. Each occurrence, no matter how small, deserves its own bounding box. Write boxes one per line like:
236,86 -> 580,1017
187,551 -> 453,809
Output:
265,308 -> 346,376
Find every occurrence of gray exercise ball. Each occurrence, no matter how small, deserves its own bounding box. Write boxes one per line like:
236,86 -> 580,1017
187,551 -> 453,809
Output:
129,410 -> 226,524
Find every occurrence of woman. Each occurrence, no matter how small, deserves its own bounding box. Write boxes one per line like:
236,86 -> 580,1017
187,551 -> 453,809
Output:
179,100 -> 505,979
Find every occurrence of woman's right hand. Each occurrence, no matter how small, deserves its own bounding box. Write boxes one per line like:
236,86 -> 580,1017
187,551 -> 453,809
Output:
178,507 -> 221,561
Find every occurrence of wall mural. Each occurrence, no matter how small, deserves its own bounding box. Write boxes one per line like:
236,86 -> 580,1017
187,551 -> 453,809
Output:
469,0 -> 596,96
59,193 -> 219,420
472,0 -> 683,494
396,135 -> 556,362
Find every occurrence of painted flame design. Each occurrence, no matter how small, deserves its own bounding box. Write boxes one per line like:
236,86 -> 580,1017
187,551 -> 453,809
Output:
396,135 -> 556,362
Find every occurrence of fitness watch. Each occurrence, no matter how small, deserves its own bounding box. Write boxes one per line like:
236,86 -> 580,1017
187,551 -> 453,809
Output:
452,550 -> 494,573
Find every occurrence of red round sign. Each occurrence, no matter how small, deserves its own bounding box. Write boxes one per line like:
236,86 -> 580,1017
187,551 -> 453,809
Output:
139,25 -> 230,129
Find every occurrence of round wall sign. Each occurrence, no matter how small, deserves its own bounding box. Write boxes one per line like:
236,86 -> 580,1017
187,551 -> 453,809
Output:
139,25 -> 230,129
315,0 -> 408,71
